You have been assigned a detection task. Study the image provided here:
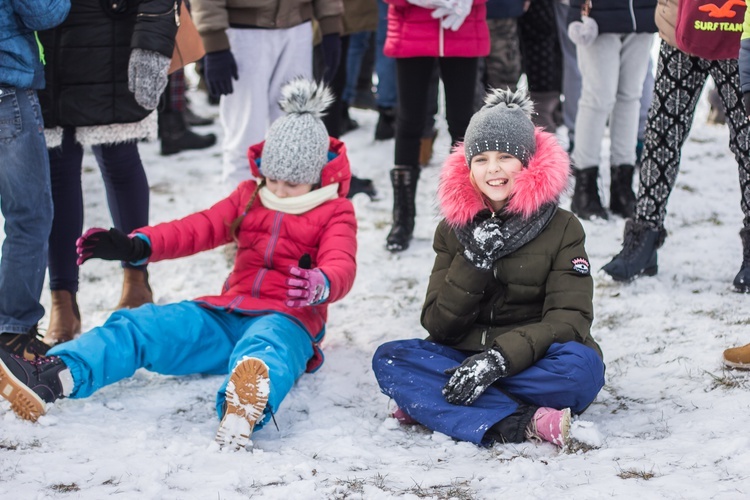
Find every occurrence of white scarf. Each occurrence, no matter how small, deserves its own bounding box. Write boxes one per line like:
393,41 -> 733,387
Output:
259,183 -> 340,214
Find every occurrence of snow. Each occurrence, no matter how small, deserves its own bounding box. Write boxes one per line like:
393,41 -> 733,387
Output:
2,81 -> 750,499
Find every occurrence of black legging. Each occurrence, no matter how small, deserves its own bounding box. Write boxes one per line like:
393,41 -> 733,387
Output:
395,57 -> 478,167
48,129 -> 150,293
635,41 -> 750,229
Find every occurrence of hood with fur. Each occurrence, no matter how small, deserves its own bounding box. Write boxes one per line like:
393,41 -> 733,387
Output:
437,129 -> 570,226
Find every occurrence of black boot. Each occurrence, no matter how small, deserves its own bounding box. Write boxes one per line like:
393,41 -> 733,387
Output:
183,105 -> 214,127
610,165 -> 636,219
159,110 -> 217,156
601,219 -> 667,281
375,107 -> 396,141
734,228 -> 750,293
347,175 -> 378,201
386,166 -> 419,252
571,166 -> 608,220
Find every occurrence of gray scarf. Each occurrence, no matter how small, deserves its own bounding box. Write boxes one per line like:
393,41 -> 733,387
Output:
455,202 -> 558,270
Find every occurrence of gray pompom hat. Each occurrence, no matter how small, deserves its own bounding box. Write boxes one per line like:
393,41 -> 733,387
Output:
463,88 -> 536,167
261,78 -> 334,185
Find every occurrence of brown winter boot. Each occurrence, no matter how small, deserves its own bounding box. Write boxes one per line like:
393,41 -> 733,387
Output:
723,343 -> 750,369
44,290 -> 82,346
419,129 -> 438,167
115,268 -> 154,310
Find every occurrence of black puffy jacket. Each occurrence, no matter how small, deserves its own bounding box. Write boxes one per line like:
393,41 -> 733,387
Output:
38,0 -> 179,128
568,0 -> 657,34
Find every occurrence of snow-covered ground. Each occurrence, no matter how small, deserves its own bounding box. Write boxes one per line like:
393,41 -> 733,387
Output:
2,80 -> 750,499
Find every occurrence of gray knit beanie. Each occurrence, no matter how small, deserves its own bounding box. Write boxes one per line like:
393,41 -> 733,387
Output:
261,78 -> 334,185
463,88 -> 536,167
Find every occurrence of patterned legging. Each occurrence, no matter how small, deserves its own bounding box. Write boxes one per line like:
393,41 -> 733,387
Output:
636,40 -> 750,229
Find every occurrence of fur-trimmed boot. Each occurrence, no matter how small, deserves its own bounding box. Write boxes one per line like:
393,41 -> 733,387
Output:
44,290 -> 81,346
571,166 -> 608,220
116,268 -> 154,310
610,165 -> 636,219
733,227 -> 750,293
386,166 -> 420,252
601,219 -> 667,281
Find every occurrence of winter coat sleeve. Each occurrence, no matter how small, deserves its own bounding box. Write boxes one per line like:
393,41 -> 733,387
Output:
420,220 -> 495,344
12,0 -> 70,30
131,0 -> 180,57
134,182 -> 250,262
314,0 -> 344,35
488,215 -> 594,376
316,200 -> 357,303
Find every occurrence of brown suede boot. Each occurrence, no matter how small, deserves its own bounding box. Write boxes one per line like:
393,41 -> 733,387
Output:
116,268 -> 154,310
44,290 -> 82,346
723,343 -> 750,369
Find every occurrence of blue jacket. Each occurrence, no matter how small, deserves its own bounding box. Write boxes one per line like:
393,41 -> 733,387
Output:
486,0 -> 525,19
0,0 -> 70,89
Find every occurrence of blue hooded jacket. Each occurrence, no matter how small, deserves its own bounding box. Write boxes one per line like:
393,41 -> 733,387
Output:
0,0 -> 70,89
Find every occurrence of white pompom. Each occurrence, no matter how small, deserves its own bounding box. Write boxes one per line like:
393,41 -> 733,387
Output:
567,16 -> 599,46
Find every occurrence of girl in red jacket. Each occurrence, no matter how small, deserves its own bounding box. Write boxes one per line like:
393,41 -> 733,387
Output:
0,79 -> 358,452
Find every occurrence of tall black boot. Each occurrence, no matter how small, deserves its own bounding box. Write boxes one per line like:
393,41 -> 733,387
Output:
571,166 -> 608,220
375,107 -> 396,141
386,166 -> 420,252
610,165 -> 636,219
158,110 -> 217,156
734,228 -> 750,293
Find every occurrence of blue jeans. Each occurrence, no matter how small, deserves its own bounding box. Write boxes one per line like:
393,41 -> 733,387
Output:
0,86 -> 53,332
373,339 -> 605,445
375,0 -> 398,109
343,31 -> 373,104
49,302 -> 313,431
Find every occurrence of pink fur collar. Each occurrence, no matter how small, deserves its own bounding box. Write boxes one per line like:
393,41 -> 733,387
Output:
437,129 -> 571,227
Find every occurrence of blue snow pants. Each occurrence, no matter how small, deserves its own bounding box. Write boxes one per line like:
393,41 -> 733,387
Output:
372,339 -> 605,445
48,302 -> 313,430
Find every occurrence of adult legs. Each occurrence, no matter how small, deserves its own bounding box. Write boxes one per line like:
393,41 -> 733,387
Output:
0,88 -> 53,332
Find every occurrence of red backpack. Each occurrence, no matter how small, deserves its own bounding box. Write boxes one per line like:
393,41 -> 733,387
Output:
675,0 -> 746,60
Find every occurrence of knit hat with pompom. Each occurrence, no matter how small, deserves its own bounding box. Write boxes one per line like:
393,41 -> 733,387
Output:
261,78 -> 334,185
463,88 -> 536,167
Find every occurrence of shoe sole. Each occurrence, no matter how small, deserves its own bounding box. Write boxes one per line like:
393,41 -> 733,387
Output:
215,358 -> 270,451
723,359 -> 750,370
557,408 -> 572,447
0,357 -> 46,422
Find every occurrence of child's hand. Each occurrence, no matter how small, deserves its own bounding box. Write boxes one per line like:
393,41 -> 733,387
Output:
76,227 -> 151,265
285,266 -> 330,307
442,349 -> 507,405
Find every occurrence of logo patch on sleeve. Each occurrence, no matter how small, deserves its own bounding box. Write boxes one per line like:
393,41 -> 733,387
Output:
571,257 -> 590,275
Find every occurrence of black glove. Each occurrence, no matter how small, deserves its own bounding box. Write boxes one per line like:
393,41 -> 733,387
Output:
443,348 -> 507,405
744,92 -> 750,118
321,33 -> 341,83
455,218 -> 505,270
204,49 -> 239,96
76,228 -> 152,265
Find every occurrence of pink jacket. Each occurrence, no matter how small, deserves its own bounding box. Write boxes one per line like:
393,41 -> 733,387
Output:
135,138 -> 358,371
384,0 -> 490,58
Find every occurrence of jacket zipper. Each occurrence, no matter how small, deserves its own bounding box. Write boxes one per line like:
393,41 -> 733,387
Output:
137,1 -> 179,25
251,212 -> 284,297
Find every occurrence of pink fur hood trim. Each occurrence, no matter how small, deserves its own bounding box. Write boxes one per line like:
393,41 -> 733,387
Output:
437,129 -> 570,226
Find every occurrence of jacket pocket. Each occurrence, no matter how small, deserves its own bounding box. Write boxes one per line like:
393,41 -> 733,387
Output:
0,87 -> 22,141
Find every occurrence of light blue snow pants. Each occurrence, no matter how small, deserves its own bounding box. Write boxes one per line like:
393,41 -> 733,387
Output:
48,302 -> 313,430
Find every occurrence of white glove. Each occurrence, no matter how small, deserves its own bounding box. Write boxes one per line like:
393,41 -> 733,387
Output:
431,0 -> 472,31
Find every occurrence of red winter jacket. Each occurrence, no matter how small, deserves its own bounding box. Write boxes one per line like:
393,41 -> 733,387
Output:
384,0 -> 490,58
134,138 -> 357,370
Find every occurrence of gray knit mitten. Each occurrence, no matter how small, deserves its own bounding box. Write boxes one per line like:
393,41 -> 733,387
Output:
128,48 -> 170,110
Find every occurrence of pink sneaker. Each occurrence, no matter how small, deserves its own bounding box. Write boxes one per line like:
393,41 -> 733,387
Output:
392,407 -> 418,425
525,407 -> 571,447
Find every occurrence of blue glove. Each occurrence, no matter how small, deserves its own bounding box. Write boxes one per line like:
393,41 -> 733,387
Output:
321,34 -> 341,84
204,49 -> 238,96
